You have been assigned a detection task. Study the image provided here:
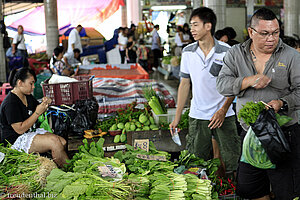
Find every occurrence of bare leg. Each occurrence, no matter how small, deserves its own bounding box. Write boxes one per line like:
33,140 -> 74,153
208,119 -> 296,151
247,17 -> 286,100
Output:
29,133 -> 69,168
212,138 -> 226,177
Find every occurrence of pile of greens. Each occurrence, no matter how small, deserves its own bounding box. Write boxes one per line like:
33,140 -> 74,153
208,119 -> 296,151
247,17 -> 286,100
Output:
238,102 -> 265,125
149,172 -> 187,200
43,168 -> 131,200
0,145 -> 57,198
238,101 -> 292,126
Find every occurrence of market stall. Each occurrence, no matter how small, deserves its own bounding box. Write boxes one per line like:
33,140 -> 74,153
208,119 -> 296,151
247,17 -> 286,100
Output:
92,77 -> 175,113
79,63 -> 149,80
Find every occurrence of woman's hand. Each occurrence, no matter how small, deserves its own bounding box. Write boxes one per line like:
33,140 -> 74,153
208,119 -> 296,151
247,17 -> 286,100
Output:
35,97 -> 51,115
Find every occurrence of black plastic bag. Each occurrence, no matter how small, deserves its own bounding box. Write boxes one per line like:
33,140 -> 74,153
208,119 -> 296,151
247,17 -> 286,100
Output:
251,108 -> 291,164
48,109 -> 72,140
70,98 -> 99,135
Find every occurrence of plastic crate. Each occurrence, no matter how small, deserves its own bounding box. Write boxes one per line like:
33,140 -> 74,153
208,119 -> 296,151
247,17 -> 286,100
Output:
42,76 -> 93,105
152,108 -> 188,124
0,83 -> 12,104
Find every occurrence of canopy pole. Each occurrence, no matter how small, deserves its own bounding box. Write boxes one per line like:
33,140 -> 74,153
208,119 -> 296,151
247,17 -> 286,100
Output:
44,0 -> 59,59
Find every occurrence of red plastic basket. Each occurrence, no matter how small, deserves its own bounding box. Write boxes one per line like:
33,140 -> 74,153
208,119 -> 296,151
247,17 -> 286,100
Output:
42,76 -> 93,105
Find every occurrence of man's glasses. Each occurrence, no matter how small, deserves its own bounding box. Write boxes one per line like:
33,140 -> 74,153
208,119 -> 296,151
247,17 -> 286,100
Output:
250,27 -> 280,38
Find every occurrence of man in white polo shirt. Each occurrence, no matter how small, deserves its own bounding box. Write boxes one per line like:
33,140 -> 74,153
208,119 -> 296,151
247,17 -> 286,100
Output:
67,25 -> 83,54
169,7 -> 240,173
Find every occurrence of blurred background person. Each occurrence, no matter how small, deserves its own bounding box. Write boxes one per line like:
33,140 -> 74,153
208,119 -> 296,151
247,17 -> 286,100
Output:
12,25 -> 28,67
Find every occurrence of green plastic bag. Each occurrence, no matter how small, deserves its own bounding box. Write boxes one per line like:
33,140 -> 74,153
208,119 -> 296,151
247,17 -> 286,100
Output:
241,126 -> 275,169
38,112 -> 53,133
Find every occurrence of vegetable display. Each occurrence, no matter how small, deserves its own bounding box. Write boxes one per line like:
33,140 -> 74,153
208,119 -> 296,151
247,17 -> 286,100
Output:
143,85 -> 167,115
0,145 -> 57,198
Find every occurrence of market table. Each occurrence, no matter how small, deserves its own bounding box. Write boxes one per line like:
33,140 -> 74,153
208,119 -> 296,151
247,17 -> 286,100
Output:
67,129 -> 187,157
78,63 -> 149,79
92,77 -> 176,113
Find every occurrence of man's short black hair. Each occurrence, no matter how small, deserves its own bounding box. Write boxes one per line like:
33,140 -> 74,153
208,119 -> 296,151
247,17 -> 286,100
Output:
73,48 -> 80,54
250,8 -> 278,28
154,25 -> 159,29
190,7 -> 217,35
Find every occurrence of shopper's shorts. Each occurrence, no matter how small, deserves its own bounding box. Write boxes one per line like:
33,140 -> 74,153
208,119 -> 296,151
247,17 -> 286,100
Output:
187,116 -> 240,171
11,128 -> 48,153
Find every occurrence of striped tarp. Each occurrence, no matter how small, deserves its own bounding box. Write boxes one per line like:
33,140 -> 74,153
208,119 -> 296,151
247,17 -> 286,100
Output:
93,78 -> 175,113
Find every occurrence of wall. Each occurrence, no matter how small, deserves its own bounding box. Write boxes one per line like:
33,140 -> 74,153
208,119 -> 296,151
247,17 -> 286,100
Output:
226,7 -> 246,43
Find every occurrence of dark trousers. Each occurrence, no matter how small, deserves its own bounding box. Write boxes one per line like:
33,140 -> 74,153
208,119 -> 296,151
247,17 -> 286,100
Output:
152,49 -> 161,68
119,50 -> 126,64
138,59 -> 148,72
16,49 -> 28,68
237,123 -> 300,199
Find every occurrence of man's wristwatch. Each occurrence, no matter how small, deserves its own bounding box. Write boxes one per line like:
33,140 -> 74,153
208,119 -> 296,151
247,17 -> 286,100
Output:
280,99 -> 288,111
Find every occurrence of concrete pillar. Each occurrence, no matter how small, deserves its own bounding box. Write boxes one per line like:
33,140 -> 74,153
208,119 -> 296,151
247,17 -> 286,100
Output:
0,1 -> 6,82
203,0 -> 226,31
193,0 -> 201,9
246,0 -> 254,26
121,2 -> 127,27
284,0 -> 298,37
44,0 -> 59,58
126,0 -> 141,26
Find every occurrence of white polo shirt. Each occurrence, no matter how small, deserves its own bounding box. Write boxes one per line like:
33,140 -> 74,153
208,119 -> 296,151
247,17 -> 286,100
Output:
180,39 -> 235,120
67,29 -> 82,54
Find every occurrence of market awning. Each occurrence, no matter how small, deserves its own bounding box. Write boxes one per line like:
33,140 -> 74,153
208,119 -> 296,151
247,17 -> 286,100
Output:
6,0 -> 124,35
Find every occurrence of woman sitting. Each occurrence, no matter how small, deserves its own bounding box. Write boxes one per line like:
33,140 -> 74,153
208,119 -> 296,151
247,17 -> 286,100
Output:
49,46 -> 74,76
0,68 -> 69,167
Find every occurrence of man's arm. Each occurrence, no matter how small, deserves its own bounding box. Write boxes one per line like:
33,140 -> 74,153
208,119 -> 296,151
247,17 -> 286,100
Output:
63,56 -> 72,69
169,77 -> 190,134
208,97 -> 234,129
269,52 -> 300,112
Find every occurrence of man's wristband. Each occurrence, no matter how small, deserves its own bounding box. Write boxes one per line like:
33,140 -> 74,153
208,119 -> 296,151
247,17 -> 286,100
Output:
280,99 -> 288,111
35,112 -> 40,116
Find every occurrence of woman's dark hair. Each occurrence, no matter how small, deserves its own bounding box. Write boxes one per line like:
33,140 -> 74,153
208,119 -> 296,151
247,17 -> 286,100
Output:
8,67 -> 36,88
177,26 -> 183,32
214,29 -> 227,40
223,27 -> 237,40
182,23 -> 190,34
53,46 -> 63,57
282,36 -> 298,49
190,7 -> 216,35
139,39 -> 145,45
52,46 -> 64,66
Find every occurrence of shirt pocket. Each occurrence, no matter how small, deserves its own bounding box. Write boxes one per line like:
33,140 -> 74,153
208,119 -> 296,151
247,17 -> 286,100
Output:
209,62 -> 223,77
269,67 -> 289,89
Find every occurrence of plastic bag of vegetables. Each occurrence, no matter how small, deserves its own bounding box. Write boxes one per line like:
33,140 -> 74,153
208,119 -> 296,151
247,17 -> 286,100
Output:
251,108 -> 291,164
241,126 -> 275,169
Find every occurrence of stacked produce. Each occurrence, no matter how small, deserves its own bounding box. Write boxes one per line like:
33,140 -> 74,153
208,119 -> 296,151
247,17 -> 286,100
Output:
185,174 -> 213,200
143,85 -> 167,115
43,168 -> 131,199
95,102 -> 160,144
127,173 -> 150,199
149,172 -> 187,200
0,145 -> 57,198
41,138 -> 131,199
